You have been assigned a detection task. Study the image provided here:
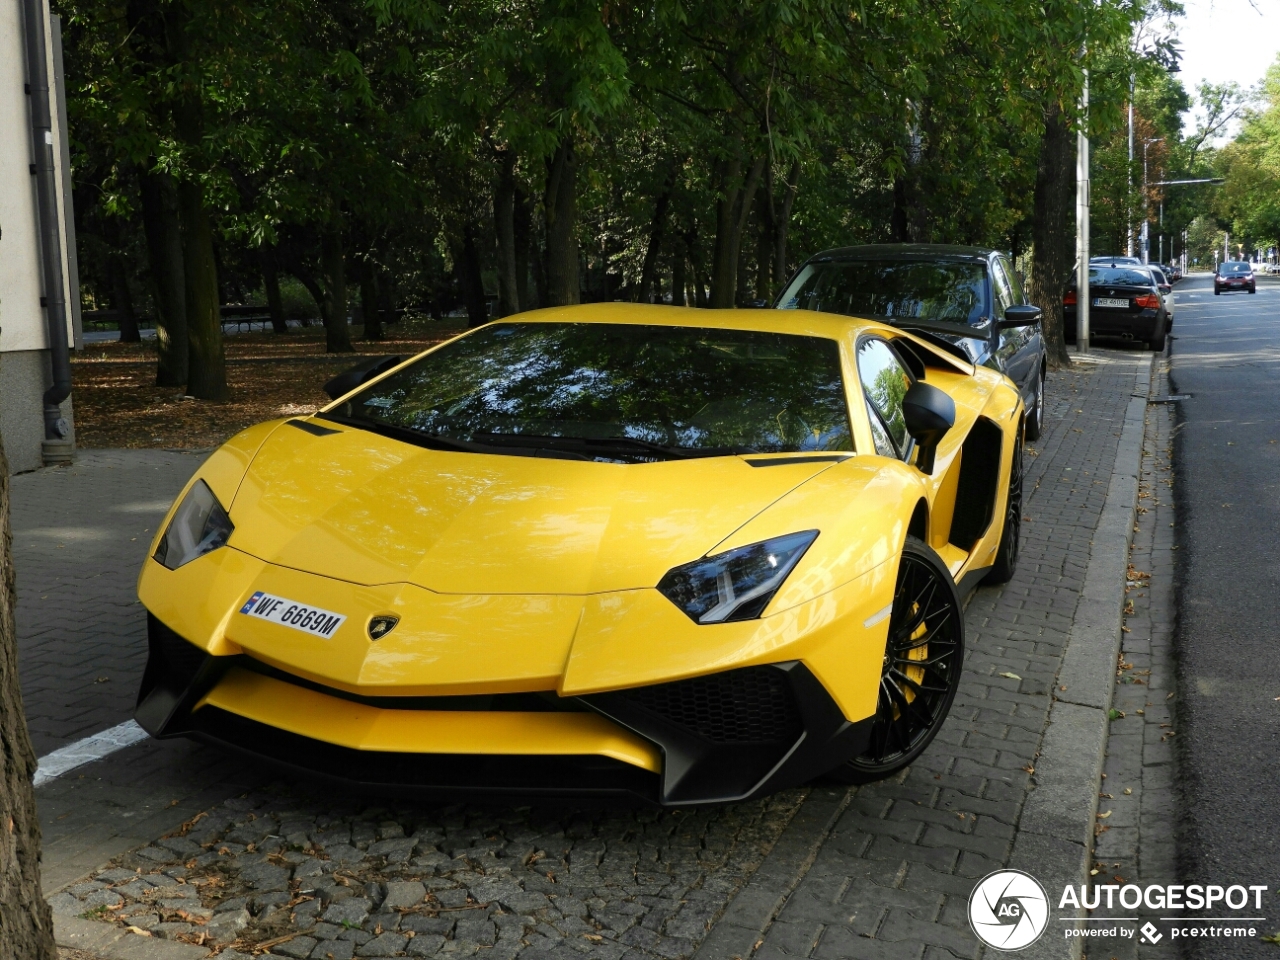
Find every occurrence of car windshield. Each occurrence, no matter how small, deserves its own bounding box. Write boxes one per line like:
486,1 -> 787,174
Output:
323,322 -> 854,460
777,259 -> 988,325
1090,267 -> 1154,286
1220,262 -> 1250,275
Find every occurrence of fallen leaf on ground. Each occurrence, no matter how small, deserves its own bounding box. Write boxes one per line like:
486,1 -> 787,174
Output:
998,672 -> 1022,681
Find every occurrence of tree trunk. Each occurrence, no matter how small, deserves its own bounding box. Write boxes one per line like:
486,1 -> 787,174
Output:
494,149 -> 520,317
514,184 -> 532,310
544,137 -> 580,306
708,158 -> 741,308
1026,102 -> 1074,369
671,251 -> 686,306
110,252 -> 141,342
140,170 -> 188,384
0,434 -> 56,960
774,160 -> 800,286
178,179 -> 228,400
755,177 -> 774,301
636,162 -> 675,303
458,224 -> 489,328
320,226 -> 353,353
360,269 -> 382,341
709,156 -> 765,308
260,249 -> 288,334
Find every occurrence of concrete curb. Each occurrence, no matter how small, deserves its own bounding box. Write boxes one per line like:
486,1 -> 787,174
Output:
1010,353 -> 1155,960
691,785 -> 855,960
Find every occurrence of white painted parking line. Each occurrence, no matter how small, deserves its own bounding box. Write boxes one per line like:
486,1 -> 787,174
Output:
33,720 -> 149,787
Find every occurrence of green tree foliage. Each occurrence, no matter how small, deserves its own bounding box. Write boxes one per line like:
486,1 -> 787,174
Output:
1212,62 -> 1280,256
58,0 -> 1173,392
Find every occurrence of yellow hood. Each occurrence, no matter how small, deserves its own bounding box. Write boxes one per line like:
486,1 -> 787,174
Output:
227,421 -> 836,594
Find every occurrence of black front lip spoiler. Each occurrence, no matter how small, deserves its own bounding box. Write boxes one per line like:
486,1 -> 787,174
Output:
136,614 -> 872,807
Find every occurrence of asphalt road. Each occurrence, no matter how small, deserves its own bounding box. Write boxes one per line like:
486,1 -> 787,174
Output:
1167,271 -> 1280,956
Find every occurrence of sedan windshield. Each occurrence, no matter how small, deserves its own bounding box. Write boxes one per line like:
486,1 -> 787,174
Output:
1089,267 -> 1155,286
777,259 -> 988,325
323,323 -> 854,461
1220,262 -> 1251,275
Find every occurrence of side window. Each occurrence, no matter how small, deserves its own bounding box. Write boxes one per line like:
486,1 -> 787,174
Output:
857,339 -> 912,459
991,258 -> 1016,317
1000,256 -> 1027,303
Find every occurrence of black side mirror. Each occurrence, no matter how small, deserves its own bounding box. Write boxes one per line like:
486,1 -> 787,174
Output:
1000,304 -> 1042,329
902,381 -> 955,475
323,355 -> 406,400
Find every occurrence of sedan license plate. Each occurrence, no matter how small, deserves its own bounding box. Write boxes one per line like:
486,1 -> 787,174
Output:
239,591 -> 346,638
1093,297 -> 1129,308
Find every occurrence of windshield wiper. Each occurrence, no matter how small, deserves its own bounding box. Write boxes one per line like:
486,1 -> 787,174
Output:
472,432 -> 757,461
318,413 -> 506,455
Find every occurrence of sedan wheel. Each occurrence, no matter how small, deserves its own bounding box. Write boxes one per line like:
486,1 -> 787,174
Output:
1024,371 -> 1045,442
984,435 -> 1023,585
827,537 -> 964,783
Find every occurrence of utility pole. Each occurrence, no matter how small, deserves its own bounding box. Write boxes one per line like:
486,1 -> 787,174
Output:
1127,75 -> 1135,258
1076,69 -> 1091,353
1141,138 -> 1162,264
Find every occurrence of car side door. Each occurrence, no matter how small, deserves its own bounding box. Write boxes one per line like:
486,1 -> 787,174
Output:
992,256 -> 1037,399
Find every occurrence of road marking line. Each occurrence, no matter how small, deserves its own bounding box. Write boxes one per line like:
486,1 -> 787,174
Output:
34,720 -> 149,787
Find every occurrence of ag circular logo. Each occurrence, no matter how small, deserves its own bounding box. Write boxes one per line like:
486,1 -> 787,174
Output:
968,869 -> 1049,950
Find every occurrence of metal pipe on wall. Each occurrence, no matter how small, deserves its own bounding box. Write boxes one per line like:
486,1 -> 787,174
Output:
19,0 -> 74,457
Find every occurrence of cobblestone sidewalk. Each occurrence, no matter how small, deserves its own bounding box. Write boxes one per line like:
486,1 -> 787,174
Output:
24,350 -> 1154,960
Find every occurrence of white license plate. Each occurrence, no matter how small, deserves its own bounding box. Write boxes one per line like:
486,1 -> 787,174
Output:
1093,297 -> 1129,308
239,591 -> 346,638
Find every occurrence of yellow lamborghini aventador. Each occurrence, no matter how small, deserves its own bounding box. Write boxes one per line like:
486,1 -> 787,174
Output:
136,303 -> 1028,806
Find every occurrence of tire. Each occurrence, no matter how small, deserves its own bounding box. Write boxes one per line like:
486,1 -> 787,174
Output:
984,432 -> 1023,585
1215,288 -> 1221,296
1024,368 -> 1046,442
825,536 -> 965,784
1250,286 -> 1256,294
1148,332 -> 1166,351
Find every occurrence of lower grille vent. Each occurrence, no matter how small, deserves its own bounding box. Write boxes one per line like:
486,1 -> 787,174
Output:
621,666 -> 802,743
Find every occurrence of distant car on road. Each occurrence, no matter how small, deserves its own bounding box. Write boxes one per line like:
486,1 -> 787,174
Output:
1215,261 -> 1256,295
776,244 -> 1047,440
1064,263 -> 1169,351
1148,265 -> 1175,325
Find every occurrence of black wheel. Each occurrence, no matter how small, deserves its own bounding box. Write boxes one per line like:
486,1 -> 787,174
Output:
984,432 -> 1023,585
1215,288 -> 1221,295
1250,286 -> 1256,294
1024,369 -> 1045,442
826,537 -> 964,783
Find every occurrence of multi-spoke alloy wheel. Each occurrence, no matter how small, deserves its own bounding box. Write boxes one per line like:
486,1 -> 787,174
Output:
829,537 -> 964,783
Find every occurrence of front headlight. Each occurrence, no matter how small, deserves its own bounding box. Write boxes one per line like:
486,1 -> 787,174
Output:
657,530 -> 818,624
154,480 -> 234,570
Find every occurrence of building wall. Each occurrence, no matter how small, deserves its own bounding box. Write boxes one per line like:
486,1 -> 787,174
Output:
1,0 -> 78,474
0,351 -> 74,474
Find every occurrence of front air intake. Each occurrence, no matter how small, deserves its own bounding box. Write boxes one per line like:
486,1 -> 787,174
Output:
619,666 -> 803,744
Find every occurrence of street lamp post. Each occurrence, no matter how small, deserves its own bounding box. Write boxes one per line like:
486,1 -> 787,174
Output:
1141,138 -> 1163,264
1076,69 -> 1091,353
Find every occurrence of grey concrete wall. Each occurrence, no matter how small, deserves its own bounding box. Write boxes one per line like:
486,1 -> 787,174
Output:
1,348 -> 75,474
